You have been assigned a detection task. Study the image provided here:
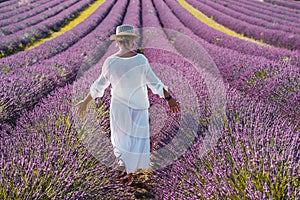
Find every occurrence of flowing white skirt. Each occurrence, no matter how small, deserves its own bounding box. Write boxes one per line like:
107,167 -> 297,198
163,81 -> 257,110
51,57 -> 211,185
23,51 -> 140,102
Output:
110,99 -> 150,173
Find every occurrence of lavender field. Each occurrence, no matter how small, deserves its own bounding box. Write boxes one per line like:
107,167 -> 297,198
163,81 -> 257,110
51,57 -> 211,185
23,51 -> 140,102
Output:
0,0 -> 299,199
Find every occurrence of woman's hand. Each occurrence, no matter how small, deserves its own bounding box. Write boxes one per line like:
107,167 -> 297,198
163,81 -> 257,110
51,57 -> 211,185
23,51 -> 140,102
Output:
75,100 -> 88,116
163,89 -> 180,114
167,97 -> 180,114
75,94 -> 93,116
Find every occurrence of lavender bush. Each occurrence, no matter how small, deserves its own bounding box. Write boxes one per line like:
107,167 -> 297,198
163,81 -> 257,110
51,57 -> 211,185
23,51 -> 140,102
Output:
0,0 -> 83,34
0,0 -> 114,72
164,0 -> 300,66
264,0 -> 300,11
0,0 -> 63,28
0,0 -> 94,57
0,0 -> 40,18
200,0 -> 300,35
239,0 -> 300,19
185,0 -> 300,50
217,0 -> 300,28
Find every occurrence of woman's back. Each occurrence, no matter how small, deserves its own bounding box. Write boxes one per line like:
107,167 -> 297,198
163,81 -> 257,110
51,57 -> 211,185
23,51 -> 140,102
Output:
107,54 -> 150,109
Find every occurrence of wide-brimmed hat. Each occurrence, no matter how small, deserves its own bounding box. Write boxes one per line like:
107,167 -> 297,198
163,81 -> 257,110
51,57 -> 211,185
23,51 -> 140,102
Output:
110,25 -> 138,40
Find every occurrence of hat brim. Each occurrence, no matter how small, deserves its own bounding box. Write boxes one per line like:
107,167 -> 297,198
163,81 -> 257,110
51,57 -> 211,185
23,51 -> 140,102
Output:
110,33 -> 139,40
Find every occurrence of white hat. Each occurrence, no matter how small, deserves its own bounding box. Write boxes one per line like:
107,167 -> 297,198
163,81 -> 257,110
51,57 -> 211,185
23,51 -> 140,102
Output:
110,25 -> 138,40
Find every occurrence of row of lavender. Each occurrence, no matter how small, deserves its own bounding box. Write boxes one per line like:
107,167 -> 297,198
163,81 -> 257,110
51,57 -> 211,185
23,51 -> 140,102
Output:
0,0 -> 16,8
146,0 -> 299,198
0,0 -> 116,133
0,0 -> 84,35
0,0 -> 145,198
162,0 -> 299,66
218,0 -> 300,29
199,0 -> 300,35
0,0 -> 41,17
0,1 -> 110,72
0,0 -> 63,29
264,0 -> 300,10
185,0 -> 300,50
0,0 -> 17,7
0,0 -> 95,57
232,0 -> 300,20
253,0 -> 300,18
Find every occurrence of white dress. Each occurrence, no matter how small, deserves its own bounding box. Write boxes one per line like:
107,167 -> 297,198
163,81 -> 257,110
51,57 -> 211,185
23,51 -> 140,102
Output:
90,53 -> 168,173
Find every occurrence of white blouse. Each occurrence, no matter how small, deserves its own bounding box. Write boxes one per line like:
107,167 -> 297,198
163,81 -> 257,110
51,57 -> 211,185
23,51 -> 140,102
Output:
90,53 -> 168,109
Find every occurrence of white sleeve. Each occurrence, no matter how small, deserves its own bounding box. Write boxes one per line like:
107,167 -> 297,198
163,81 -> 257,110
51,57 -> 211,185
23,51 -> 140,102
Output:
145,58 -> 168,98
90,58 -> 111,100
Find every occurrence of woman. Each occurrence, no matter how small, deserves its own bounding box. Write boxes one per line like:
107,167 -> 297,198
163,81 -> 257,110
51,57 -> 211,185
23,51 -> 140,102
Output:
76,25 -> 180,185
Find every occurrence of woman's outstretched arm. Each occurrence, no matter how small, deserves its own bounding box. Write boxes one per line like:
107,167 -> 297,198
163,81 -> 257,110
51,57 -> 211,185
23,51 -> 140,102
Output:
76,58 -> 111,116
144,57 -> 181,114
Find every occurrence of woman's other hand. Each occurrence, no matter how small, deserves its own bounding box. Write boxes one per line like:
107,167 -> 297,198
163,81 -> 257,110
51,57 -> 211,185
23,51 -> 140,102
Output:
167,98 -> 180,114
75,101 -> 88,116
75,94 -> 93,116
